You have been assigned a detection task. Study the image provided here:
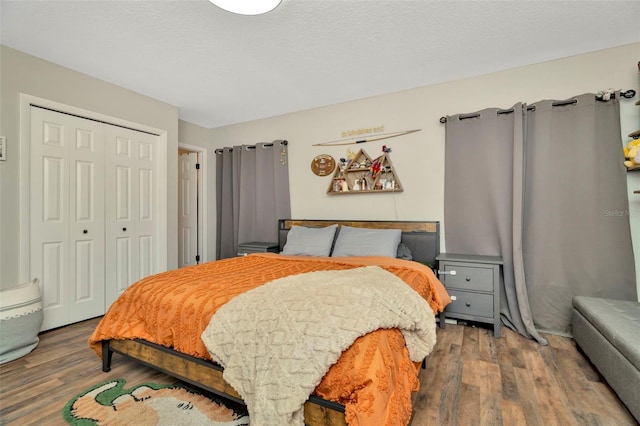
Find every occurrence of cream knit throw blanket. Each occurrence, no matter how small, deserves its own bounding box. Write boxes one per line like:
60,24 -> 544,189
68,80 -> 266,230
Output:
201,266 -> 437,426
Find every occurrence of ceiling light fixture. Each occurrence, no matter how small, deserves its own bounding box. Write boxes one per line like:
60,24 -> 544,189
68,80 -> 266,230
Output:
208,0 -> 282,15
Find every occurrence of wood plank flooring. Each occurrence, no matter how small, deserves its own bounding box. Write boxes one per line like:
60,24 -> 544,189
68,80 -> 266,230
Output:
0,318 -> 636,425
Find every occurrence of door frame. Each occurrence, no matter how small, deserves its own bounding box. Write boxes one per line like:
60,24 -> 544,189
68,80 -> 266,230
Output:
178,143 -> 208,263
18,94 -> 169,283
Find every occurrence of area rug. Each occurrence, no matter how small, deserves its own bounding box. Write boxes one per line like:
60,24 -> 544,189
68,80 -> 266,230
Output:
62,378 -> 250,425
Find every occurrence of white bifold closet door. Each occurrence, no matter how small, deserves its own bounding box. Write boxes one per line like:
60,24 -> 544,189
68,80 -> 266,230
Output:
104,126 -> 158,306
30,107 -> 159,330
30,107 -> 106,331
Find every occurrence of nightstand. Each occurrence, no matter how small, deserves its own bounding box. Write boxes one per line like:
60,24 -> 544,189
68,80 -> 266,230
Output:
436,253 -> 503,338
237,241 -> 279,256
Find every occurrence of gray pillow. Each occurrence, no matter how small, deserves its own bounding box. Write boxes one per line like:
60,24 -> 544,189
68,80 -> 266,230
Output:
281,224 -> 338,257
331,226 -> 402,258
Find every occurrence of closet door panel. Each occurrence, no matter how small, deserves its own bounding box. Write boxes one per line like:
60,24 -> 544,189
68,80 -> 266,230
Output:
136,140 -> 156,276
115,166 -> 132,220
68,117 -> 105,323
41,242 -> 65,309
74,240 -> 93,299
31,107 -> 105,330
105,127 -> 159,307
31,105 -> 163,328
139,235 -> 153,278
138,167 -> 153,221
106,133 -> 137,306
115,237 -> 132,294
42,156 -> 65,222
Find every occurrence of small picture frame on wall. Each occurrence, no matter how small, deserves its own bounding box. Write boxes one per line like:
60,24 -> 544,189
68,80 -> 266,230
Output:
0,137 -> 5,161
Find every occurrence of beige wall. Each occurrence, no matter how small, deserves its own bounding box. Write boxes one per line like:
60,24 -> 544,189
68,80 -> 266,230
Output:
0,45 -> 180,289
208,42 -> 640,298
3,43 -> 636,296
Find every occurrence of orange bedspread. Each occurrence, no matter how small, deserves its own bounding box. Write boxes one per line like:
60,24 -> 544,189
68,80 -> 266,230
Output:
89,254 -> 450,426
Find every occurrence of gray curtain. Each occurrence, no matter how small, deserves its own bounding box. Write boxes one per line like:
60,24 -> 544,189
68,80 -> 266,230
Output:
445,93 -> 637,340
523,94 -> 637,334
216,140 -> 291,259
444,104 -> 547,344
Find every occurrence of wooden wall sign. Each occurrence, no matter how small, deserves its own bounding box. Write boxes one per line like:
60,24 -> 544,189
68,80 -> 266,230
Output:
311,154 -> 336,176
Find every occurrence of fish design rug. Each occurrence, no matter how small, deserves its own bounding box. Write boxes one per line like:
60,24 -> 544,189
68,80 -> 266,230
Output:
63,378 -> 249,425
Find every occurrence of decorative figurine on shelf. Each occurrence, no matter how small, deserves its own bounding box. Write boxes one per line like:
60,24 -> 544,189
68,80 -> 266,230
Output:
370,159 -> 381,179
386,179 -> 395,190
346,149 -> 357,166
362,173 -> 371,191
383,165 -> 394,189
338,158 -> 347,177
370,145 -> 392,180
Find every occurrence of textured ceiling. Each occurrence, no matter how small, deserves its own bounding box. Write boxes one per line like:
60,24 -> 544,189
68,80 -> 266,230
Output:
2,0 -> 639,128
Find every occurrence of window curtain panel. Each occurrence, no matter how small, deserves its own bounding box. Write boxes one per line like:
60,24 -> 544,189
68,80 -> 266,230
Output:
523,94 -> 636,335
444,104 -> 547,344
444,93 -> 637,340
216,141 -> 291,259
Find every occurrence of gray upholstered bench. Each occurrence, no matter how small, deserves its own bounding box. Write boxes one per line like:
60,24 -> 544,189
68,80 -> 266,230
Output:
572,296 -> 640,422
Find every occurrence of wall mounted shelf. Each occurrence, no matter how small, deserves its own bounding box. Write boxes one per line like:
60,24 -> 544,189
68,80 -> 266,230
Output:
327,148 -> 403,195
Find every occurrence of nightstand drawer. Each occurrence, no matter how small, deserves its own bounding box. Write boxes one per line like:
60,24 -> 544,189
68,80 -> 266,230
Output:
447,290 -> 494,318
440,264 -> 493,292
436,253 -> 503,337
237,241 -> 279,256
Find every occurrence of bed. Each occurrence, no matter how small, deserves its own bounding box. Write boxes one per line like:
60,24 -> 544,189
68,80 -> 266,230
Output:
89,219 -> 450,426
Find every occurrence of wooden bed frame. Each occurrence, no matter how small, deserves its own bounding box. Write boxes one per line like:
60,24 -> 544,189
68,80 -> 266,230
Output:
101,219 -> 440,426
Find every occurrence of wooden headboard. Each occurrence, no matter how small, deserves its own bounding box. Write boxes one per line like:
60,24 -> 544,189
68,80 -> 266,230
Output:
278,219 -> 440,268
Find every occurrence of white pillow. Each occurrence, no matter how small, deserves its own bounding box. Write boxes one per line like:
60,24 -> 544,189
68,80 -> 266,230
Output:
331,226 -> 402,258
281,224 -> 338,257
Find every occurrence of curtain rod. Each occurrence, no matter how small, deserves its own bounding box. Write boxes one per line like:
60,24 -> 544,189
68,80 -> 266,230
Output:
439,89 -> 637,123
215,140 -> 287,154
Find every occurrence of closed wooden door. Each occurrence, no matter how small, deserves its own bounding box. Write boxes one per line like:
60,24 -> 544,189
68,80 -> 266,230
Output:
104,126 -> 159,306
30,107 -> 106,330
178,152 -> 198,268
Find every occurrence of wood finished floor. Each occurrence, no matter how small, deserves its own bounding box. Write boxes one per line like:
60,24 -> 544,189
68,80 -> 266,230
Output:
0,317 -> 636,426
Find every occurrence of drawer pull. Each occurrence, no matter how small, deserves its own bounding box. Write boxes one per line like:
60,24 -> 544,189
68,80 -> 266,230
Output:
438,270 -> 457,275
466,302 -> 471,307
465,277 -> 471,282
